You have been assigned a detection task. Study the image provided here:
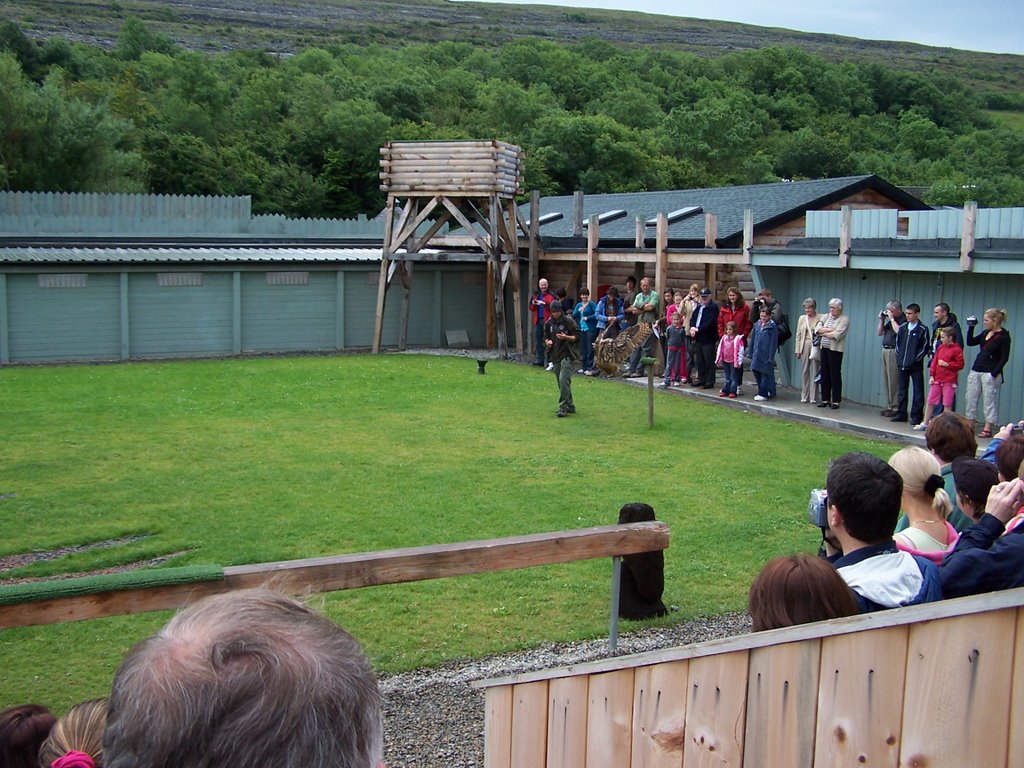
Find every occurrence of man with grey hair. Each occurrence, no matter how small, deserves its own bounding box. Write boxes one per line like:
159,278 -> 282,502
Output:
104,588 -> 383,768
877,299 -> 905,417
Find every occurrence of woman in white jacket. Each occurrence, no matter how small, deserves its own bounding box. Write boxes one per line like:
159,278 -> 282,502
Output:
794,297 -> 823,403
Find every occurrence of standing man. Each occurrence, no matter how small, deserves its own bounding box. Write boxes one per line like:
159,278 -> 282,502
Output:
544,301 -> 579,417
626,276 -> 659,377
930,302 -> 964,416
529,277 -> 556,369
689,287 -> 720,389
878,300 -> 906,417
891,303 -> 930,425
621,276 -> 638,329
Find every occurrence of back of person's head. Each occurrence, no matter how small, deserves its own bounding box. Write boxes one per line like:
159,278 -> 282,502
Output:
995,436 -> 1024,482
951,457 -> 999,516
925,412 -> 977,464
104,588 -> 382,768
826,452 -> 903,543
39,699 -> 107,768
0,704 -> 55,768
748,554 -> 859,631
888,447 -> 953,520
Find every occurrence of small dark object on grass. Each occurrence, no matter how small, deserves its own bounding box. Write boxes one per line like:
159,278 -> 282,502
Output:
476,359 -> 488,374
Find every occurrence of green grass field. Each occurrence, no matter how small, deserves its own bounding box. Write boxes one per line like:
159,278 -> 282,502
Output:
0,354 -> 891,711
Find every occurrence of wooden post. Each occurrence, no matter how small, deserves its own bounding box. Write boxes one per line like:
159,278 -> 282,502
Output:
372,196 -> 397,353
960,200 -> 977,272
839,205 -> 852,269
507,198 -> 524,354
490,193 -> 507,354
572,190 -> 584,237
635,214 -> 644,249
486,259 -> 496,348
528,191 -> 540,360
704,213 -> 718,249
742,208 -> 754,265
655,212 -> 668,296
398,261 -> 412,351
587,214 -> 599,299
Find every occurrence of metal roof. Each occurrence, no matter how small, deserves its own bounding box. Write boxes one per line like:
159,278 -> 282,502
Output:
523,175 -> 930,245
0,246 -> 407,265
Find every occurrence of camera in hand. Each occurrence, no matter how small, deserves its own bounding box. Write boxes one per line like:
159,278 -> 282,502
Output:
879,309 -> 889,319
967,315 -> 978,325
808,488 -> 829,528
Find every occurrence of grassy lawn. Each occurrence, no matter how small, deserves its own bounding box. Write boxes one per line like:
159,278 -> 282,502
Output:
0,354 -> 890,711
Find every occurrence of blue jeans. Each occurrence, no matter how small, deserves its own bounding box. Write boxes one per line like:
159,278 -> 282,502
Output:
722,362 -> 740,394
754,368 -> 776,398
579,328 -> 596,371
534,323 -> 546,365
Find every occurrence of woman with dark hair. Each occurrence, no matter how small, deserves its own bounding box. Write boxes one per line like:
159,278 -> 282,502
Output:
718,286 -> 753,394
748,554 -> 860,631
0,704 -> 56,768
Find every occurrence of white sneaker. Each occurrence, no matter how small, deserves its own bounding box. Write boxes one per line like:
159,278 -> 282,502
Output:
912,422 -> 927,431
754,395 -> 767,401
545,362 -> 554,371
736,387 -> 743,396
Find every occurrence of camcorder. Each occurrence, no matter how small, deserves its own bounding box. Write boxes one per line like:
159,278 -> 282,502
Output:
808,488 -> 829,528
966,315 -> 979,326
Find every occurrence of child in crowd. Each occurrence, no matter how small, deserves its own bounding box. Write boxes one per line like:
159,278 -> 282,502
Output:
715,320 -> 744,398
662,311 -> 687,387
915,327 -> 964,431
39,699 -> 108,768
572,288 -> 597,375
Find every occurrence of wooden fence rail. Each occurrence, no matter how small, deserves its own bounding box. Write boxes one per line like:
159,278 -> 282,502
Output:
475,586 -> 1024,768
0,522 -> 669,630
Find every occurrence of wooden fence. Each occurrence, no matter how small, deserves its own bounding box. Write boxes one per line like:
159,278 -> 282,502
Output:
0,522 -> 669,630
476,586 -> 1024,768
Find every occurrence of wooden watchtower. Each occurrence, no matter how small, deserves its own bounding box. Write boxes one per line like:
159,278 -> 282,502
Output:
373,140 -> 525,355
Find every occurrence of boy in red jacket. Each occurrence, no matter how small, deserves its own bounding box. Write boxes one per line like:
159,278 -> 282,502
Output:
914,327 -> 965,431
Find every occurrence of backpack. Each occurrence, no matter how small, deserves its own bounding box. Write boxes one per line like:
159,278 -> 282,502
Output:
776,313 -> 792,346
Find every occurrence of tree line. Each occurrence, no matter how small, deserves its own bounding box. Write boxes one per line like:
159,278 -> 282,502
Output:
2,18 -> 1022,218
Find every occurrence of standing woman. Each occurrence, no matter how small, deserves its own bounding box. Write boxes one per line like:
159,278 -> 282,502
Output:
794,297 -> 823,404
964,308 -> 1011,438
815,297 -> 850,409
719,286 -> 753,395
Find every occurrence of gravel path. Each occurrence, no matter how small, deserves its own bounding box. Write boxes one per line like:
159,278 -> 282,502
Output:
380,613 -> 751,767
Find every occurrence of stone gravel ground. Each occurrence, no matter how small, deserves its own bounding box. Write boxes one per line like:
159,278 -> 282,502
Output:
380,613 -> 751,767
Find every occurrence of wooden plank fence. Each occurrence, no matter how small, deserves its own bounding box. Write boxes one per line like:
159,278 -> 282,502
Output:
0,522 -> 669,630
476,586 -> 1024,768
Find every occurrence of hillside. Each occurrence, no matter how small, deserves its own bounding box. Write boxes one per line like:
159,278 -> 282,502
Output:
4,0 -> 1021,93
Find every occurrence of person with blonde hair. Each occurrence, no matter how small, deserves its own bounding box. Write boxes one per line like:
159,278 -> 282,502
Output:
889,446 -> 958,563
39,699 -> 107,768
964,307 -> 1011,438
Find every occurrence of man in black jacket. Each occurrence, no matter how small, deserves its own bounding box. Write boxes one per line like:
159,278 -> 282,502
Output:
891,303 -> 931,425
689,288 -> 720,389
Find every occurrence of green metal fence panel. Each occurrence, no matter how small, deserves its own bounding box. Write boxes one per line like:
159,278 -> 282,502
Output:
127,272 -> 234,358
6,273 -> 121,362
240,271 -> 339,352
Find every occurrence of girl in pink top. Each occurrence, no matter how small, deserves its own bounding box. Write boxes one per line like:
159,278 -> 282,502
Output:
715,321 -> 745,398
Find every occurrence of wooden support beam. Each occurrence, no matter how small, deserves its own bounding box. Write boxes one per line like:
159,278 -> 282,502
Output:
440,197 -> 492,254
398,261 -> 412,351
704,213 -> 718,249
572,191 -> 584,237
635,215 -> 644,249
490,193 -> 508,355
839,205 -> 852,268
742,209 -> 754,265
655,213 -> 668,295
587,214 -> 599,298
0,523 -> 670,629
507,199 -> 524,354
372,196 -> 398,354
528,191 -> 540,360
960,200 -> 977,272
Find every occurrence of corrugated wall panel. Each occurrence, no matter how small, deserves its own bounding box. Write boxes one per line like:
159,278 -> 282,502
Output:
405,270 -> 441,347
240,272 -> 337,352
441,271 -> 488,348
343,270 -> 399,348
805,210 -> 898,238
767,265 -> 1021,422
127,272 -> 233,357
6,273 -> 120,361
978,208 -> 1024,238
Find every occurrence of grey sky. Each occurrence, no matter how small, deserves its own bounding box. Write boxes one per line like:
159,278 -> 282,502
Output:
465,0 -> 1024,55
